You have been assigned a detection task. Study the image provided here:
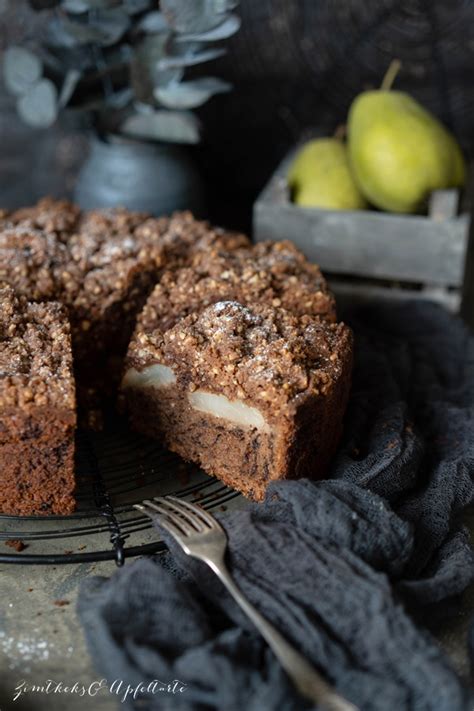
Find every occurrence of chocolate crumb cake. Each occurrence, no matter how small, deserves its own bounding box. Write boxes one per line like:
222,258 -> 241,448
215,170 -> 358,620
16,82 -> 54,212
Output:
0,286 -> 76,515
122,301 -> 353,500
0,197 -> 353,511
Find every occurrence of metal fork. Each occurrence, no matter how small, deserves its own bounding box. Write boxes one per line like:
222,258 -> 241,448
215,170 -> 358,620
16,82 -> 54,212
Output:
135,495 -> 358,711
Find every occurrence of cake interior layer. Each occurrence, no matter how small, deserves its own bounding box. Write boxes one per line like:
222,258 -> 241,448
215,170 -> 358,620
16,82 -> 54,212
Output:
124,381 -> 278,500
123,365 -> 269,431
123,368 -> 349,500
0,408 -> 76,516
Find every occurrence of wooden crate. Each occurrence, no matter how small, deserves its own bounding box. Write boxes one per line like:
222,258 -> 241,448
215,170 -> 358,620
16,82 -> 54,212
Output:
253,151 -> 473,323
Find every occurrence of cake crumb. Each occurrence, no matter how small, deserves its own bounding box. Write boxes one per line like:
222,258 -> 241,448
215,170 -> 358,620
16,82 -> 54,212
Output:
5,539 -> 27,552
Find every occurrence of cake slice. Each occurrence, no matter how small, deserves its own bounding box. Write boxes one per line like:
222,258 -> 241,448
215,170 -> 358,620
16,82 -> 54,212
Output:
133,239 -> 337,338
0,286 -> 76,515
122,301 -> 352,500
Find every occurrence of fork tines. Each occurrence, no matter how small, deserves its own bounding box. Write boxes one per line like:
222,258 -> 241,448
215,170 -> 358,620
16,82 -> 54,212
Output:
134,495 -> 221,537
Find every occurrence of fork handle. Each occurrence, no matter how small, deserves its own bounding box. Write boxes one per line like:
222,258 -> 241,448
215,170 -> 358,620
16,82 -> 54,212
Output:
206,558 -> 357,711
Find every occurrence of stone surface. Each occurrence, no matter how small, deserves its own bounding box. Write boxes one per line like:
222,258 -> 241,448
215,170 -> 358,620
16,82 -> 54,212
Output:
0,505 -> 472,711
0,493 -> 243,710
0,558 -> 118,711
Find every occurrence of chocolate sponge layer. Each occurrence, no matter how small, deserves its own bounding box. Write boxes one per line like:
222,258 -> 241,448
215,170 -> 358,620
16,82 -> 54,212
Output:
123,301 -> 353,500
0,408 -> 76,515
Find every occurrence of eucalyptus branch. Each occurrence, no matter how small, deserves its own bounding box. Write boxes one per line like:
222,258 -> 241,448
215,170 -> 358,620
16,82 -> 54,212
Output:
3,0 -> 240,142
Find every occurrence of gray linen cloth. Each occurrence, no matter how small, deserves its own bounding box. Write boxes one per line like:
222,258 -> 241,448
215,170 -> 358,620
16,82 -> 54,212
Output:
78,301 -> 474,710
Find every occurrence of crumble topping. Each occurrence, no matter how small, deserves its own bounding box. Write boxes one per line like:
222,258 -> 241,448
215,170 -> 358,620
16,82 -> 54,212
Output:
9,197 -> 81,237
77,206 -> 152,238
0,226 -> 68,301
0,201 -> 248,319
65,213 -> 167,309
135,239 -> 336,335
129,300 -> 352,418
0,285 -> 75,410
135,210 -> 250,266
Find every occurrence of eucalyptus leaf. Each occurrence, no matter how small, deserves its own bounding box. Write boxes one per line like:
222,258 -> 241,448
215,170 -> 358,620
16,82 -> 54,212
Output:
157,47 -> 225,71
154,67 -> 184,88
155,76 -> 230,109
61,0 -> 92,11
48,10 -> 130,50
3,46 -> 42,96
177,14 -> 240,42
73,9 -> 130,47
122,110 -> 200,143
17,78 -> 58,128
133,100 -> 156,114
161,0 -> 229,34
214,0 -> 238,11
58,68 -> 81,107
92,9 -> 131,46
136,11 -> 169,34
47,17 -> 82,48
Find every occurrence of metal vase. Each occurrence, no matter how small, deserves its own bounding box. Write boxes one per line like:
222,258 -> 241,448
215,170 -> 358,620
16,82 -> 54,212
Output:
74,133 -> 204,216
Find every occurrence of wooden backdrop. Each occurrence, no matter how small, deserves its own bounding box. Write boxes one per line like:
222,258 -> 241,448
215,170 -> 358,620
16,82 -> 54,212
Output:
2,0 -> 474,230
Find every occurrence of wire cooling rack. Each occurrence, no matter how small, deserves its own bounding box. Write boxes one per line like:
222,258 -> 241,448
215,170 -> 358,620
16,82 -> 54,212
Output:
0,421 -> 241,566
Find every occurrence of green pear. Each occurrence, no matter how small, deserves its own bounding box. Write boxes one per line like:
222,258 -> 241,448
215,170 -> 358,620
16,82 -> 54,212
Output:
288,138 -> 368,210
348,90 -> 466,213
